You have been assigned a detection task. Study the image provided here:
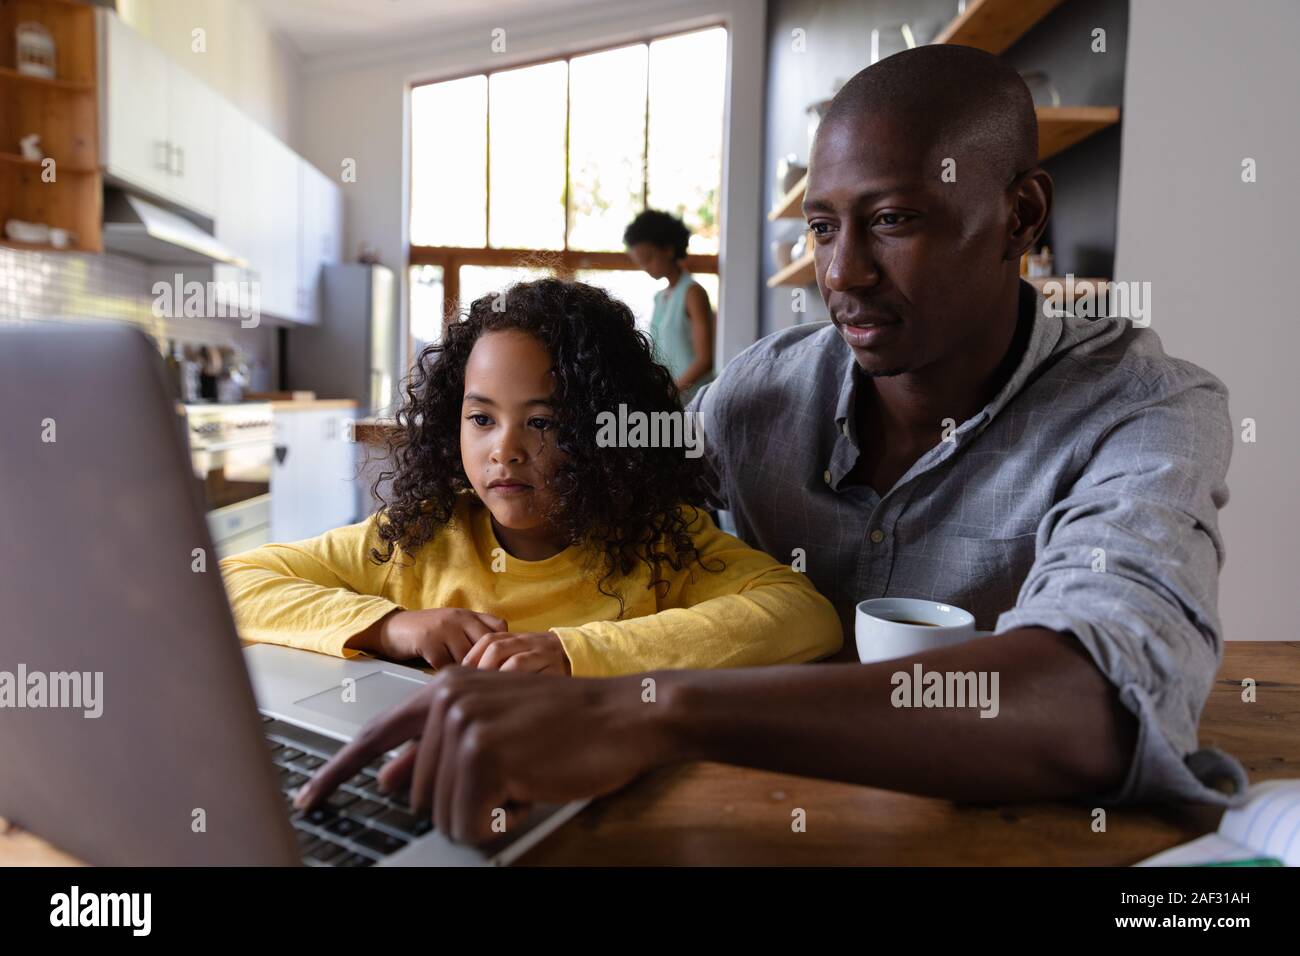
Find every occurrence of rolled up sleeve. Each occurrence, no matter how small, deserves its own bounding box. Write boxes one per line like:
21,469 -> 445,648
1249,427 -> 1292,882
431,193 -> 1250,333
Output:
994,367 -> 1249,806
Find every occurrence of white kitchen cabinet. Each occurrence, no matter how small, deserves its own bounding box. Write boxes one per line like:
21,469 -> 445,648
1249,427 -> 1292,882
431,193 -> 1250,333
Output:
102,13 -> 170,198
99,12 -> 219,218
270,407 -> 359,542
99,10 -> 340,327
298,160 -> 343,326
165,62 -> 219,215
248,125 -> 302,322
212,96 -> 254,300
219,108 -> 306,324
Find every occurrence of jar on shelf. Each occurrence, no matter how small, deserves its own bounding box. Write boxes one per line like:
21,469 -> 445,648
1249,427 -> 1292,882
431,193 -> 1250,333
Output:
16,22 -> 57,80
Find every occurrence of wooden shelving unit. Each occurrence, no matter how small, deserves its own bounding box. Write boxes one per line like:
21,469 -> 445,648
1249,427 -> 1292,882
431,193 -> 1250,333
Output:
0,0 -> 102,254
766,0 -> 1120,287
934,0 -> 1066,54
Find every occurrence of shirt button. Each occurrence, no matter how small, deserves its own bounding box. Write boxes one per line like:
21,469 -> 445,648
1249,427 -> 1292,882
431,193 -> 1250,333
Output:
823,470 -> 832,484
870,529 -> 885,543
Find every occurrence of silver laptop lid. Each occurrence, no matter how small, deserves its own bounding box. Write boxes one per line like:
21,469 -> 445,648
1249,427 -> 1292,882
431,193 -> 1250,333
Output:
0,322 -> 297,865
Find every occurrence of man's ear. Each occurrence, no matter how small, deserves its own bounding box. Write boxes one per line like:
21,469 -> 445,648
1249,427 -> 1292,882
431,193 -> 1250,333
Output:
1005,167 -> 1053,261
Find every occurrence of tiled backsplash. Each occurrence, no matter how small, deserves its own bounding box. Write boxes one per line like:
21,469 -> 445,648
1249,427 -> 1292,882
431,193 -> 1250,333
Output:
0,246 -> 277,387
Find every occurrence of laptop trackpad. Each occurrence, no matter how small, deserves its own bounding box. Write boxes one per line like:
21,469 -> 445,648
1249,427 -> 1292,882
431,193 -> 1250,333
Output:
294,670 -> 428,730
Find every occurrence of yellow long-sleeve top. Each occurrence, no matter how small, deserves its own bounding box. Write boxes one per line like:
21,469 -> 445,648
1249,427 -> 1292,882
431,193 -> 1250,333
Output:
218,496 -> 842,676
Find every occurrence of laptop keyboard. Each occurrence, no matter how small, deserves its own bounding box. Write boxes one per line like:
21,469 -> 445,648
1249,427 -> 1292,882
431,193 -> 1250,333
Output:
262,714 -> 432,867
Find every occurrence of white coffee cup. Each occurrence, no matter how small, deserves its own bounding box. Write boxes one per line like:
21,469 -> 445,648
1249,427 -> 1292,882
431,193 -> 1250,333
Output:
855,597 -> 978,664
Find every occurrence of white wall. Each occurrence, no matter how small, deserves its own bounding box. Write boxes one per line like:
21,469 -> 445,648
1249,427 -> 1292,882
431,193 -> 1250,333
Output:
116,0 -> 301,147
295,0 -> 766,367
1114,0 -> 1299,640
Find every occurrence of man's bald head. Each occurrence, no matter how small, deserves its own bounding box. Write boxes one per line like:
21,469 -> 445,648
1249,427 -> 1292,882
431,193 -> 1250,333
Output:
819,44 -> 1037,188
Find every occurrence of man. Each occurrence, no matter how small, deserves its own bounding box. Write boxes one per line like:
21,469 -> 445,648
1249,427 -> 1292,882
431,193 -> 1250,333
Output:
296,45 -> 1247,844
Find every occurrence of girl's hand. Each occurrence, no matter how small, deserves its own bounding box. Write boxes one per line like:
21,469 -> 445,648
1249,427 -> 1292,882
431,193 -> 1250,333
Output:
463,631 -> 572,675
353,608 -> 508,669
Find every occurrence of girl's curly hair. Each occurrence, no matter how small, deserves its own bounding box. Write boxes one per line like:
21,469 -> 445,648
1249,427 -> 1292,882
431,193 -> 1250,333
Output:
369,277 -> 719,613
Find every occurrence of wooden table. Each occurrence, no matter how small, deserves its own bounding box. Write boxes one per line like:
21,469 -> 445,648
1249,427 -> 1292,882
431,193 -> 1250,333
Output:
4,642 -> 1296,866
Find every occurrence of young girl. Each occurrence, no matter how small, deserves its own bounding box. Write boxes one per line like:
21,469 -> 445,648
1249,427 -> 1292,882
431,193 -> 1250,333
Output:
220,278 -> 840,676
623,210 -> 715,402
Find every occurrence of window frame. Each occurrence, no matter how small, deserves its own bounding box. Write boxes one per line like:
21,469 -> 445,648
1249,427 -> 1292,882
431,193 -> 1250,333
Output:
406,24 -> 725,343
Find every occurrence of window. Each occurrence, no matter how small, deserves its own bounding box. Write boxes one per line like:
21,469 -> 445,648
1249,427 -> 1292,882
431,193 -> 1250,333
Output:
567,44 -> 648,252
488,62 -> 568,250
408,26 -> 726,344
410,77 -> 486,248
647,30 -> 726,254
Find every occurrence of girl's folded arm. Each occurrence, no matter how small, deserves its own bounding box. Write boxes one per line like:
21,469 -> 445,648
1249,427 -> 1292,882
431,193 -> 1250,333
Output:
218,518 -> 403,658
552,510 -> 843,677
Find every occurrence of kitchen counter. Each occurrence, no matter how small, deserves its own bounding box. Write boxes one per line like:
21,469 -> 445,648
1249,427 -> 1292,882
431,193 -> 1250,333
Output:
354,418 -> 399,445
269,399 -> 359,412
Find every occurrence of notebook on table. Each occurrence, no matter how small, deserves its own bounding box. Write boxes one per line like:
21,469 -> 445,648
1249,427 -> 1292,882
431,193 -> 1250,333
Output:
1136,779 -> 1299,866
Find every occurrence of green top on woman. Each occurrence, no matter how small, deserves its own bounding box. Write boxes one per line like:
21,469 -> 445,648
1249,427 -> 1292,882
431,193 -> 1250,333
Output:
649,270 -> 714,403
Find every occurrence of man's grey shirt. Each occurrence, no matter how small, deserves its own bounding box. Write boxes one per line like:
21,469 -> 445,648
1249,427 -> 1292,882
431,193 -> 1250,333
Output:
689,282 -> 1247,807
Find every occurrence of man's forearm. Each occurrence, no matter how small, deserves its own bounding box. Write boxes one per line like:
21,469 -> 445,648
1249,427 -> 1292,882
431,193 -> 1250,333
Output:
651,627 -> 1138,802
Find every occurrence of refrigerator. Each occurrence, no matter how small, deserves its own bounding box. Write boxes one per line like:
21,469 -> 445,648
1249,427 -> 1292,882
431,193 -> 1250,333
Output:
285,263 -> 402,418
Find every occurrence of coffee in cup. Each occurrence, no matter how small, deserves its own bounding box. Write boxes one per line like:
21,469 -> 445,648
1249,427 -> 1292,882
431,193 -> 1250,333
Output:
855,598 -> 978,664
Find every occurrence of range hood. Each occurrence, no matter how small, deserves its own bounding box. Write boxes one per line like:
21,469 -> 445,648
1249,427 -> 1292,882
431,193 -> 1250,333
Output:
102,189 -> 247,266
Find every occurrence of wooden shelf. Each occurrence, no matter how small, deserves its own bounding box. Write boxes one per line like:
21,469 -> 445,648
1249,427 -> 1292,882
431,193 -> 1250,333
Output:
0,65 -> 91,92
0,152 -> 96,174
768,176 -> 807,222
0,237 -> 93,254
1037,106 -> 1120,159
766,250 -> 815,288
767,178 -> 807,222
934,0 -> 1066,54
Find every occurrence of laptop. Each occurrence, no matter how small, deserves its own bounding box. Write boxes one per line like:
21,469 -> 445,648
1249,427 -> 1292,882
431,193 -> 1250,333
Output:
0,322 -> 586,866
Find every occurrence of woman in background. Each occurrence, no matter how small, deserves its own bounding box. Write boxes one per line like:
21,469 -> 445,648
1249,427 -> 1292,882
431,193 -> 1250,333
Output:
624,210 -> 715,402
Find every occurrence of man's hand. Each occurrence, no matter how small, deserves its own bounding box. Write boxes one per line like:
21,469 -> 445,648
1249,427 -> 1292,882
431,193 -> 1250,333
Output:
293,668 -> 669,843
347,608 -> 508,669
462,630 -> 571,674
